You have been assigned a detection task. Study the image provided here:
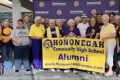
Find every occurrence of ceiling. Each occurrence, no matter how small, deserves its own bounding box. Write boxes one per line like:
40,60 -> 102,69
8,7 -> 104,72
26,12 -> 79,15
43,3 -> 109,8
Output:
0,0 -> 33,12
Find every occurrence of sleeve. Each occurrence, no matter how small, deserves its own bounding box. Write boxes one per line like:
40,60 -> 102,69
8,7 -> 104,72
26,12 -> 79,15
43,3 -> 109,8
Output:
86,28 -> 89,35
117,28 -> 120,37
110,24 -> 116,33
76,28 -> 81,36
63,28 -> 67,36
0,27 -> 2,35
10,29 -> 15,39
42,25 -> 46,35
44,31 -> 47,38
29,25 -> 34,36
96,27 -> 100,33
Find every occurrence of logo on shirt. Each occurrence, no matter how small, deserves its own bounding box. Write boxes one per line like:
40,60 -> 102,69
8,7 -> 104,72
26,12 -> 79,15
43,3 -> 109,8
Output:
43,39 -> 53,49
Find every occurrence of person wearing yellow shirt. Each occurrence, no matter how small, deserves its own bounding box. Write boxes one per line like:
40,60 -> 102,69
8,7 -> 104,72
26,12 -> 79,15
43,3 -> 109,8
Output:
0,18 -> 13,70
100,14 -> 116,76
29,16 -> 45,70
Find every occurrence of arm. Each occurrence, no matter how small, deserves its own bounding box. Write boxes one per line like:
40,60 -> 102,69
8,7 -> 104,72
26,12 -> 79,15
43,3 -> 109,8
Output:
30,36 -> 44,40
0,35 -> 2,40
76,28 -> 81,38
12,37 -> 22,45
117,37 -> 120,53
95,33 -> 100,39
102,32 -> 116,40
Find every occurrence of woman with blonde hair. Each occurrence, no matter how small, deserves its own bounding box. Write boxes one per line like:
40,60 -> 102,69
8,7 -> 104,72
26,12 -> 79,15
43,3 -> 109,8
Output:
100,14 -> 116,76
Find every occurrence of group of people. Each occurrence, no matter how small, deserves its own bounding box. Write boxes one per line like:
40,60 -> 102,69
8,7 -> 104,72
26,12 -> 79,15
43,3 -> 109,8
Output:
0,12 -> 120,77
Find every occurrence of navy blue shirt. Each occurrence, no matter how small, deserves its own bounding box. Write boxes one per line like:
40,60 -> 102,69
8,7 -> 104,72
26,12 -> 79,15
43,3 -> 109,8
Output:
86,26 -> 100,39
64,27 -> 81,37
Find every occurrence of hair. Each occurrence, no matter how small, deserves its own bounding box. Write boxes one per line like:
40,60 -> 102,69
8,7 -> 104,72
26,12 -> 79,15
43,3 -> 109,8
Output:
74,16 -> 81,22
97,13 -> 102,16
3,18 -> 9,22
89,17 -> 98,27
115,15 -> 120,20
17,19 -> 24,23
102,14 -> 109,20
24,15 -> 30,18
34,16 -> 41,22
56,19 -> 63,25
49,19 -> 55,24
109,12 -> 116,16
67,19 -> 75,26
45,17 -> 50,19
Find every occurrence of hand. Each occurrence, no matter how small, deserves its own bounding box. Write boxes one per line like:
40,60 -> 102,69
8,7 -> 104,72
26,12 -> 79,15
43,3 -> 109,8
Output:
63,36 -> 66,38
102,37 -> 105,40
72,35 -> 76,37
30,40 -> 32,46
67,35 -> 71,37
77,36 -> 81,38
41,37 -> 44,40
17,40 -> 22,45
92,29 -> 95,33
117,47 -> 120,54
58,35 -> 61,38
0,36 -> 3,40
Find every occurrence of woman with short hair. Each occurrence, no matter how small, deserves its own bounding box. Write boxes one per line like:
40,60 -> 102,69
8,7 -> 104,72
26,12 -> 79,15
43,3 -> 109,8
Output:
100,14 -> 116,76
64,19 -> 80,73
29,16 -> 45,70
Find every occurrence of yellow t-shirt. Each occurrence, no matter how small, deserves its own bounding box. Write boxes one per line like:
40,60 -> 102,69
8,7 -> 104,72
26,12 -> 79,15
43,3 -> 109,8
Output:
100,23 -> 116,44
29,24 -> 45,37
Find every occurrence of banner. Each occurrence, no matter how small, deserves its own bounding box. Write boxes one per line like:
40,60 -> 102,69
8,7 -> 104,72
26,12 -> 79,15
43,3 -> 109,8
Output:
33,0 -> 120,23
42,38 -> 106,73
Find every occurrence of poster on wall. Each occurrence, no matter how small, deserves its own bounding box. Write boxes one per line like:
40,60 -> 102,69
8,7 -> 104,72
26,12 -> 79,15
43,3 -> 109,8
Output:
33,0 -> 120,24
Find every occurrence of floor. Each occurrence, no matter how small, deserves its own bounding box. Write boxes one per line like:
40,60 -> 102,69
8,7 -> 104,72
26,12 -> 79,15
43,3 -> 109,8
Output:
0,68 -> 120,80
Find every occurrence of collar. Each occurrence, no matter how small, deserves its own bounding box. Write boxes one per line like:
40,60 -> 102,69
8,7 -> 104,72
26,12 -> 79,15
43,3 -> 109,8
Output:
16,26 -> 26,29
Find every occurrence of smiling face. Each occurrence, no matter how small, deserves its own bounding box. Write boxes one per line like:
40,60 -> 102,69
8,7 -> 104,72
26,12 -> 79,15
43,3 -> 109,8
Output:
102,16 -> 109,24
24,16 -> 30,23
90,18 -> 96,27
57,20 -> 63,27
17,21 -> 24,28
109,14 -> 115,22
75,19 -> 81,25
68,20 -> 75,28
97,15 -> 102,23
45,18 -> 50,24
115,18 -> 120,25
82,17 -> 87,24
49,21 -> 55,28
35,19 -> 41,26
3,19 -> 9,27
